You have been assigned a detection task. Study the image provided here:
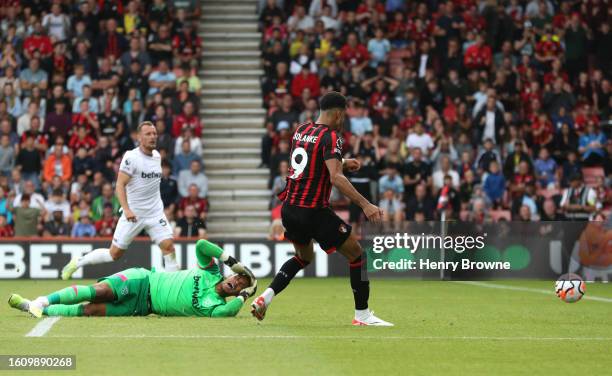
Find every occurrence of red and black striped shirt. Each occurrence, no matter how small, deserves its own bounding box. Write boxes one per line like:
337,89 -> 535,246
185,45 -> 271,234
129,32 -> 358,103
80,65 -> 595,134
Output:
279,122 -> 343,208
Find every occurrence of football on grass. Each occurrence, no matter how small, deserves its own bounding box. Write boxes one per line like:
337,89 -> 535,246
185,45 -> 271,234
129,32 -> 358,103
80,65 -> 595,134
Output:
555,273 -> 585,303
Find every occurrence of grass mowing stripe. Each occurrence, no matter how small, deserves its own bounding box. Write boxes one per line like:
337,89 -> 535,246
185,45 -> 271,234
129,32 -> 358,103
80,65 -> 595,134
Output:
41,334 -> 612,341
25,317 -> 61,337
456,281 -> 612,303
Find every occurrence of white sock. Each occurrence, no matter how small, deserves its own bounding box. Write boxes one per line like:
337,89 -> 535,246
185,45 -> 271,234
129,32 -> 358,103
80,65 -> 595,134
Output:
76,248 -> 114,268
355,308 -> 370,320
32,296 -> 49,308
163,253 -> 179,272
261,288 -> 275,305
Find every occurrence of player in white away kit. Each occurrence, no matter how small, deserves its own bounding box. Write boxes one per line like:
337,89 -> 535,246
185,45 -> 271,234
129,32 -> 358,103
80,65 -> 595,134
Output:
61,122 -> 179,279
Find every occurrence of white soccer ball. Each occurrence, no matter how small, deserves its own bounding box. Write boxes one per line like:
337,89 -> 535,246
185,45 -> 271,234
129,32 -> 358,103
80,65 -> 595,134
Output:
555,273 -> 585,303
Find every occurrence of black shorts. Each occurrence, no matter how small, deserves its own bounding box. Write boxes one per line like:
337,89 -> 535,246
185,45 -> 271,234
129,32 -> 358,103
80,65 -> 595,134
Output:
281,203 -> 352,254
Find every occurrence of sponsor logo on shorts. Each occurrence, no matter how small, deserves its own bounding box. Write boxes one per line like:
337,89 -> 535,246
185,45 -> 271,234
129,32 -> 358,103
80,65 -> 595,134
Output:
339,224 -> 347,233
159,219 -> 167,226
121,287 -> 128,296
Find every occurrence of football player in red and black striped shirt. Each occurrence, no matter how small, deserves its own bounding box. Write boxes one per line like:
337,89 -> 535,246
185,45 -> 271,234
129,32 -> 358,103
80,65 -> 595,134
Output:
251,92 -> 393,326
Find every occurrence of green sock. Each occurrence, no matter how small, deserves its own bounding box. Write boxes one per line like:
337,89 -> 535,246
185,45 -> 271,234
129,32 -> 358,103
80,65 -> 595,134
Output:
47,286 -> 96,305
43,304 -> 85,317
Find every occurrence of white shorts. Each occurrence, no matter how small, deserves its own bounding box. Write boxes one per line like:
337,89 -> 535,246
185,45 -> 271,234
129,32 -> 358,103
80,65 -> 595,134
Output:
112,212 -> 174,250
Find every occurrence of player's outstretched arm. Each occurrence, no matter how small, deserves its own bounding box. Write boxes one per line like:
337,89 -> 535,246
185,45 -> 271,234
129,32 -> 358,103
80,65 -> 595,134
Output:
325,159 -> 382,223
209,278 -> 257,318
195,239 -> 252,276
210,298 -> 244,317
195,239 -> 224,266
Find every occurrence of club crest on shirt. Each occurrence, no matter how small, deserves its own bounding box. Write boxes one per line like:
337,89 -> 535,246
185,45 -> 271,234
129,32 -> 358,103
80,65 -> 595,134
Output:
335,137 -> 343,154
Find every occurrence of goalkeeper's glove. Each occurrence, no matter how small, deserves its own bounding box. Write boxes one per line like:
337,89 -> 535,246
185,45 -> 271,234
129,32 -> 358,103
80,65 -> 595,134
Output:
242,266 -> 256,286
219,252 -> 247,274
239,279 -> 257,301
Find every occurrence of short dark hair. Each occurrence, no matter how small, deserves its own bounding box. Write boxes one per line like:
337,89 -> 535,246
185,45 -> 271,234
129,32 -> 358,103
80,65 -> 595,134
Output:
319,91 -> 347,111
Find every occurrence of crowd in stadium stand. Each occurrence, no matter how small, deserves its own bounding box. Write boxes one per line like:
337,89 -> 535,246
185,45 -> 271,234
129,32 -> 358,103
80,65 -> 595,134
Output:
0,0 -> 208,238
261,0 -> 612,235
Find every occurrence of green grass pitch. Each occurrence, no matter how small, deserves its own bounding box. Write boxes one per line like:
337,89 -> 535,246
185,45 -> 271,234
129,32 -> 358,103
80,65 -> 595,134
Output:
1,278 -> 612,376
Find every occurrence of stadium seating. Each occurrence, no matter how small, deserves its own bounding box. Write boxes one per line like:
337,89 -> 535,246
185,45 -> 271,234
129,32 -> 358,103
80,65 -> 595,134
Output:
260,0 -> 611,227
0,0 -> 611,239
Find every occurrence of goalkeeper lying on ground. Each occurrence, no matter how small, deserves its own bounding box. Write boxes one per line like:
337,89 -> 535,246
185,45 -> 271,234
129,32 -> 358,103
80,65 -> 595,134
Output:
8,240 -> 257,318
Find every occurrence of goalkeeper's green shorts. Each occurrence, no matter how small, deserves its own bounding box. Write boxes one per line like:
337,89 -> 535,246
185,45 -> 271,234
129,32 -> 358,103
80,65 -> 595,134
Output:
98,267 -> 152,316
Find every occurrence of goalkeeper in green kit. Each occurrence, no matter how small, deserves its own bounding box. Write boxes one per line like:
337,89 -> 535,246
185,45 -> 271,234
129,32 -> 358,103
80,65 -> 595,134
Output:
8,240 -> 257,318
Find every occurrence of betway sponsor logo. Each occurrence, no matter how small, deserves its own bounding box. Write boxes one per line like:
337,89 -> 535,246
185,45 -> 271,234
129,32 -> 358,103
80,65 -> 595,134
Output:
141,171 -> 162,179
192,275 -> 201,308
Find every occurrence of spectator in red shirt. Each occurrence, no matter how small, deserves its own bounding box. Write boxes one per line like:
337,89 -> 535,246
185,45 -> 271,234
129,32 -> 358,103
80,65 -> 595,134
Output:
464,34 -> 492,71
462,5 -> 485,33
0,214 -> 13,237
69,126 -> 98,152
178,184 -> 209,220
20,116 -> 49,155
388,11 -> 408,47
23,21 -> 53,60
339,32 -> 370,73
95,203 -> 118,237
172,22 -> 202,65
552,2 -> 572,29
356,0 -> 386,24
535,28 -> 562,67
72,100 -> 100,135
574,105 -> 599,134
543,59 -> 569,85
264,17 -> 289,43
520,81 -> 542,119
510,160 -> 535,199
172,101 -> 202,138
531,113 -> 554,148
290,65 -> 320,98
400,106 -> 422,133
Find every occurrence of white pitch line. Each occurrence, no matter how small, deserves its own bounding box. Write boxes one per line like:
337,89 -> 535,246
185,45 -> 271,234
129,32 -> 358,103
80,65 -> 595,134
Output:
47,334 -> 612,341
25,317 -> 61,337
456,281 -> 612,303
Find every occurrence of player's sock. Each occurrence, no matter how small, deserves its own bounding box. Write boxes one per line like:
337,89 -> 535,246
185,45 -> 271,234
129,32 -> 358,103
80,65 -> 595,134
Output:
163,253 -> 179,272
349,255 -> 370,311
43,304 -> 85,317
268,255 -> 310,297
76,248 -> 113,268
31,296 -> 50,308
47,285 -> 96,305
261,288 -> 275,306
354,308 -> 370,321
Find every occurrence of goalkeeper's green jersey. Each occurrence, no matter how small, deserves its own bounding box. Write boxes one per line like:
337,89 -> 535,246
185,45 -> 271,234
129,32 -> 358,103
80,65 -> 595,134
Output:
148,240 -> 244,317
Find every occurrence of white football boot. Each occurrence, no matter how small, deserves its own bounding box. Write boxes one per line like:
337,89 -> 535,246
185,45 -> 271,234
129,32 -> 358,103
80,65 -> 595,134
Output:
352,310 -> 394,326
